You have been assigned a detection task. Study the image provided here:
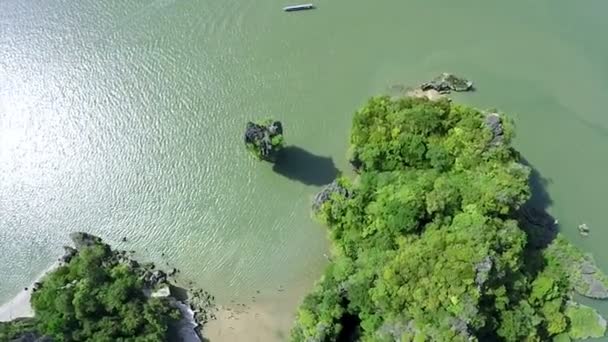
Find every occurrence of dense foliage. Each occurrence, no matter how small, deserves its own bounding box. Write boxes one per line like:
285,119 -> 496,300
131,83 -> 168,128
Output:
28,243 -> 179,341
292,96 -> 590,341
0,318 -> 38,341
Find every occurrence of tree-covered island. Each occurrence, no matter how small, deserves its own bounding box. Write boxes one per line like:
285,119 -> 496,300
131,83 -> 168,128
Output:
244,119 -> 285,162
294,96 -> 608,342
0,233 -> 214,342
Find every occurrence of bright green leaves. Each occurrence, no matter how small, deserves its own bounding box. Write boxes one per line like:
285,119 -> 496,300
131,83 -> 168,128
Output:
29,244 -> 179,341
293,96 -> 584,342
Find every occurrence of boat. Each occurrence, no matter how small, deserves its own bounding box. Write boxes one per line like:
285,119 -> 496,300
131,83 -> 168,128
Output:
283,4 -> 315,12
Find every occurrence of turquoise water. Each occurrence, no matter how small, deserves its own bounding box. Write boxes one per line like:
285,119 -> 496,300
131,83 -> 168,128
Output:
2,0 -> 608,339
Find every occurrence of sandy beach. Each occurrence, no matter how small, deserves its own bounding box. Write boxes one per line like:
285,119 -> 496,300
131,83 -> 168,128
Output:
0,263 -> 57,322
0,288 -> 34,322
204,302 -> 295,342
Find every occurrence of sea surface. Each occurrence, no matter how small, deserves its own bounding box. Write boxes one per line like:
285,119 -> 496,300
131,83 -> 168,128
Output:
2,0 -> 608,340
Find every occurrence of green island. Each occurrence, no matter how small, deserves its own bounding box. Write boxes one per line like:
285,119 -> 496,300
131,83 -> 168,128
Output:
244,119 -> 285,162
293,96 -> 608,341
0,233 -> 213,342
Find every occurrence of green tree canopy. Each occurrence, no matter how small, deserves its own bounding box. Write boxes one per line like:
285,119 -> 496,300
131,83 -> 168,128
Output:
292,96 -> 583,342
29,243 -> 180,342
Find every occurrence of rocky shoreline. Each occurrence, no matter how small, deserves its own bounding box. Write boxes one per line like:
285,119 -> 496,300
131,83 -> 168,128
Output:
0,233 -> 216,342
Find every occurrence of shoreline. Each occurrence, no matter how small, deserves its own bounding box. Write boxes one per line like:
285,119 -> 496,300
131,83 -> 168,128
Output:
0,258 -> 209,342
0,262 -> 58,322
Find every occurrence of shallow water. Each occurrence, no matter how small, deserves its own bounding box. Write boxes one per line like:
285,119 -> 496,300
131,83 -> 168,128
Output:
2,0 -> 608,339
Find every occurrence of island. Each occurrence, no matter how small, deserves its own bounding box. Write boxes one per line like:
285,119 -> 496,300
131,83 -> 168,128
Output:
0,233 -> 214,342
293,96 -> 607,341
244,119 -> 284,162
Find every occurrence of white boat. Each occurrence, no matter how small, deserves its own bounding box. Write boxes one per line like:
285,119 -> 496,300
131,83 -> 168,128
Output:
283,4 -> 315,12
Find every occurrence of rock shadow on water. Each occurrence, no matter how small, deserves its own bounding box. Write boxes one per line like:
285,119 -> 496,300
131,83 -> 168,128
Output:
517,156 -> 558,250
272,146 -> 339,186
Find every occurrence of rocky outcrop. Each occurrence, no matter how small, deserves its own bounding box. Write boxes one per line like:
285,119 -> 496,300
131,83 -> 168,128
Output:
312,180 -> 351,212
484,113 -> 504,146
151,285 -> 172,298
69,232 -> 103,250
405,88 -> 446,102
187,288 -> 216,326
420,73 -> 474,93
244,120 -> 284,162
59,246 -> 77,264
546,235 -> 608,299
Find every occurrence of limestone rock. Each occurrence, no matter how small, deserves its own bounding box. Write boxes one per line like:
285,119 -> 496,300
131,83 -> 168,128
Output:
151,285 -> 172,298
484,113 -> 504,146
420,73 -> 474,93
312,180 -> 351,212
405,88 -> 446,101
244,120 -> 284,162
59,246 -> 77,264
69,232 -> 103,250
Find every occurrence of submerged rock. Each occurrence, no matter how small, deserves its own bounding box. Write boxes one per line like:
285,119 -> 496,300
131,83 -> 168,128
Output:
578,223 -> 590,236
420,73 -> 474,93
244,120 -> 284,162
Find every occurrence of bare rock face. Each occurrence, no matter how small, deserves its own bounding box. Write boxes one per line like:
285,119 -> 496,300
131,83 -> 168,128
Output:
484,113 -> 504,146
312,180 -> 350,213
59,246 -> 77,264
420,73 -> 474,93
405,88 -> 446,101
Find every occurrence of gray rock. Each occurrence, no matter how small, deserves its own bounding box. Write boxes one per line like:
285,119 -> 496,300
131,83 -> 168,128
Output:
151,285 -> 172,298
484,113 -> 504,146
150,270 -> 168,285
312,180 -> 351,212
69,232 -> 103,250
581,261 -> 597,275
59,246 -> 77,264
420,73 -> 474,93
582,275 -> 608,299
